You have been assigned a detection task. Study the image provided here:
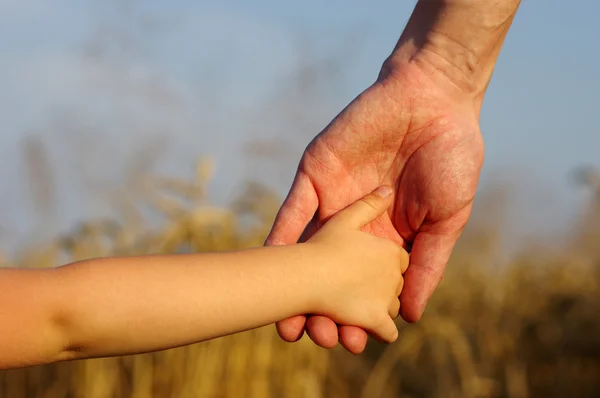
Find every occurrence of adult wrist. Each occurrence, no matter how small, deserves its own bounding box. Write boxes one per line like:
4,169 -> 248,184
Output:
383,0 -> 521,101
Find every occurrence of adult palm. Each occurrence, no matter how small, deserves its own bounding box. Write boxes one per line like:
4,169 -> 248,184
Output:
266,61 -> 485,354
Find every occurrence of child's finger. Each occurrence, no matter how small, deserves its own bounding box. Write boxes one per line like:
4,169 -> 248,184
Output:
399,248 -> 410,274
370,315 -> 399,344
388,298 -> 401,319
396,275 -> 405,297
328,186 -> 393,229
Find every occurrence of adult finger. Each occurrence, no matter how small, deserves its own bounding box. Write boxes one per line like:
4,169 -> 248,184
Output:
339,326 -> 369,354
265,171 -> 318,247
298,215 -> 320,243
305,316 -> 339,349
275,315 -> 308,343
399,226 -> 462,323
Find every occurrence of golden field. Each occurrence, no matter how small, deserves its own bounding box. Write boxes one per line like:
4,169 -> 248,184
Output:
0,159 -> 599,398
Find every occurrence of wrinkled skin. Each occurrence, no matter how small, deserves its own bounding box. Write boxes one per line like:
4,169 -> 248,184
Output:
265,60 -> 485,354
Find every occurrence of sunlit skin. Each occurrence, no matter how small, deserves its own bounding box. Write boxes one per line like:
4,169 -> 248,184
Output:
267,0 -> 522,354
0,188 -> 407,370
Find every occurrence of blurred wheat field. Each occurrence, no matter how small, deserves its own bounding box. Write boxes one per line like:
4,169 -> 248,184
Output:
1,159 -> 599,398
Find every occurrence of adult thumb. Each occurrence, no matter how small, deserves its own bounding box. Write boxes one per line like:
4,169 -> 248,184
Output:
329,186 -> 393,229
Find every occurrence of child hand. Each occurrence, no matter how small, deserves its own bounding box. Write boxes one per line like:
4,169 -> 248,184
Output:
305,186 -> 409,344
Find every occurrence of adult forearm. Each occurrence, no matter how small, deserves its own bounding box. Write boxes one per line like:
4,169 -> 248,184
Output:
387,0 -> 521,101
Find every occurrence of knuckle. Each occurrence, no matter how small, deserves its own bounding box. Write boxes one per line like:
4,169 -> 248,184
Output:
397,276 -> 405,292
385,240 -> 402,255
396,244 -> 407,258
389,301 -> 400,319
390,264 -> 402,281
360,196 -> 380,213
390,242 -> 405,258
398,248 -> 410,269
377,240 -> 397,258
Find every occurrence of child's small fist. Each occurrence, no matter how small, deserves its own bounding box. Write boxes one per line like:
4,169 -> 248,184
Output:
306,186 -> 409,344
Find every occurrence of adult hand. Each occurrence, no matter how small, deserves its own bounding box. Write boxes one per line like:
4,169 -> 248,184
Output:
266,0 -> 521,354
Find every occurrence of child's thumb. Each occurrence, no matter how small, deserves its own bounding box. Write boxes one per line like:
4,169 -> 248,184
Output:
330,186 -> 393,229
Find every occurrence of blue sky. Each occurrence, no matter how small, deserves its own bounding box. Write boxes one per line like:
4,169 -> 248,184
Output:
1,0 -> 599,252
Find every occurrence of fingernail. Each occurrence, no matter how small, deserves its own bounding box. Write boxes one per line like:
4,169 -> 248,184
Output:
375,185 -> 392,197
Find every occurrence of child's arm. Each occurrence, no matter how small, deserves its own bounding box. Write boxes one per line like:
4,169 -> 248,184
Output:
0,247 -> 321,369
0,186 -> 407,369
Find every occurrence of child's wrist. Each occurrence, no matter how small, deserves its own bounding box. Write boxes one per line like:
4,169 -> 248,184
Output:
294,242 -> 331,316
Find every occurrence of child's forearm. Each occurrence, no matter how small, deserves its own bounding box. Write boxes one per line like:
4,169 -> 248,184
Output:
0,245 -> 319,368
60,245 -> 321,359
